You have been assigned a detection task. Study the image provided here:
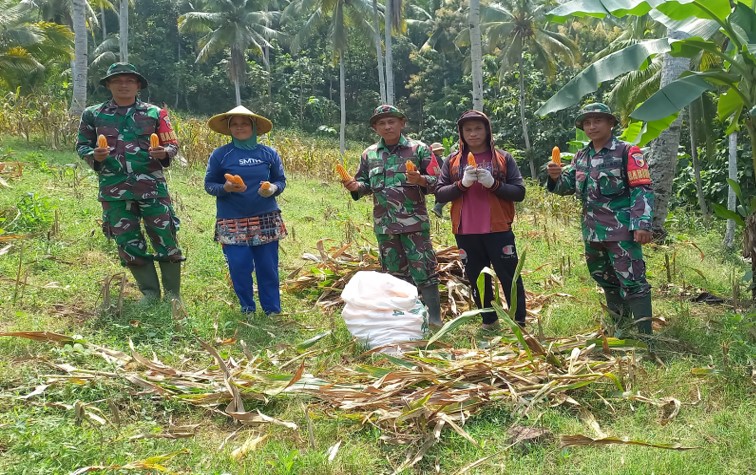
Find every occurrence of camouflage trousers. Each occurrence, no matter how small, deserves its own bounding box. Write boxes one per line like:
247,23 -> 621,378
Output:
101,198 -> 183,266
375,231 -> 439,287
585,240 -> 650,299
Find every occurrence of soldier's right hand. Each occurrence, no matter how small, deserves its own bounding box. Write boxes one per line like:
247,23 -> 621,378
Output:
546,161 -> 563,180
461,165 -> 478,188
344,179 -> 359,192
92,148 -> 109,162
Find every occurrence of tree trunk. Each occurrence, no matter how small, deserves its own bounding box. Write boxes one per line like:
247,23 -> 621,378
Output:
688,106 -> 708,224
648,29 -> 690,234
234,79 -> 241,106
469,0 -> 484,111
384,0 -> 394,104
119,0 -> 128,62
372,0 -> 386,103
724,131 -> 737,249
70,0 -> 88,116
339,55 -> 346,158
519,60 -> 534,178
101,6 -> 107,41
744,119 -> 756,299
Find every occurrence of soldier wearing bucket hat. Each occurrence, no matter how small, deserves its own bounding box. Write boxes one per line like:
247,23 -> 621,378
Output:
341,104 -> 443,329
76,62 -> 183,305
546,102 -> 655,339
204,106 -> 287,316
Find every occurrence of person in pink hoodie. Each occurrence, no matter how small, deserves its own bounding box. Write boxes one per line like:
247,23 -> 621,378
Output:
435,110 -> 527,330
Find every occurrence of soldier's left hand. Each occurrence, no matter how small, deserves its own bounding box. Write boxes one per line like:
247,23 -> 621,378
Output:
476,168 -> 495,189
149,146 -> 167,160
634,229 -> 652,244
406,170 -> 427,187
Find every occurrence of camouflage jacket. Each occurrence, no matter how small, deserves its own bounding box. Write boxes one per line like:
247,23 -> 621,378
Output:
351,135 -> 436,234
547,137 -> 653,241
76,99 -> 179,202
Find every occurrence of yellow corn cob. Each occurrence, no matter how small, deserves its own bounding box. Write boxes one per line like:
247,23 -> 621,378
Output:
224,173 -> 245,186
405,160 -> 417,172
260,181 -> 271,190
467,152 -> 477,167
150,133 -> 160,148
97,134 -> 107,148
335,163 -> 352,182
552,146 -> 561,166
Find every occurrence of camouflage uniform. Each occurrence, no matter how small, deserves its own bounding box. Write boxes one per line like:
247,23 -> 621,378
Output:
547,104 -> 653,333
351,134 -> 439,287
75,62 -> 183,303
76,96 -> 181,266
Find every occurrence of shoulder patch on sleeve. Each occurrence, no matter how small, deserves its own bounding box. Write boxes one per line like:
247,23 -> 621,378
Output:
157,109 -> 178,144
626,145 -> 651,186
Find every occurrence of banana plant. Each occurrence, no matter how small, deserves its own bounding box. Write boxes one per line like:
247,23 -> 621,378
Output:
538,0 -> 756,298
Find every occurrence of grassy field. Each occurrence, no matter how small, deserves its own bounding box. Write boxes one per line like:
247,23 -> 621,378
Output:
0,135 -> 754,475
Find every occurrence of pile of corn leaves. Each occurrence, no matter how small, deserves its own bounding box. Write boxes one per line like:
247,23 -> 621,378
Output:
3,243 -> 691,471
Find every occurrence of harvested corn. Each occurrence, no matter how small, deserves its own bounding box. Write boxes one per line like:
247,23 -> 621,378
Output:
552,146 -> 561,166
335,163 -> 352,182
467,152 -> 477,167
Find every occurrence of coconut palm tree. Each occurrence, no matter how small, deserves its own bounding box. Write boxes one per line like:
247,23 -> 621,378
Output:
482,0 -> 579,178
469,0 -> 484,111
384,0 -> 403,104
70,0 -> 87,115
179,0 -> 280,106
282,0 -> 374,157
0,0 -> 73,90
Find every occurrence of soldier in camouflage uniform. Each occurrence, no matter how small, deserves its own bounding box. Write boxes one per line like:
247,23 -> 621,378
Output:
76,63 -> 183,303
546,103 -> 653,334
341,105 -> 443,328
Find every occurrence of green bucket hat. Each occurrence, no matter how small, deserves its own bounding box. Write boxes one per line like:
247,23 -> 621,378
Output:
575,103 -> 618,129
369,104 -> 406,125
100,62 -> 148,89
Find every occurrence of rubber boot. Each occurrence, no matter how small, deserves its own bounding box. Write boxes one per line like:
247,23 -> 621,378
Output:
431,202 -> 444,218
129,262 -> 161,304
420,285 -> 443,330
626,294 -> 653,335
604,289 -> 627,324
159,261 -> 182,302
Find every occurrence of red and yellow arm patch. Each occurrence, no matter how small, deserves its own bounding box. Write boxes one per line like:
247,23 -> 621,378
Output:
157,109 -> 178,144
626,145 -> 651,186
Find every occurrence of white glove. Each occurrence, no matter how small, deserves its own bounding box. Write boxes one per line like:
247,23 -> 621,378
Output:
461,166 -> 478,187
258,183 -> 278,197
476,168 -> 495,189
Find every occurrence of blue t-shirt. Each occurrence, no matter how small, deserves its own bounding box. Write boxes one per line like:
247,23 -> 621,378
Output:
204,143 -> 286,219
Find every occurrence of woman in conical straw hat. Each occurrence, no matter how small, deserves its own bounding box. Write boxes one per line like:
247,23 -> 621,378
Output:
204,106 -> 287,317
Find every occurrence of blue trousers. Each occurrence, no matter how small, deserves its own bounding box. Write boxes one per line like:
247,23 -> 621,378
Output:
222,241 -> 281,314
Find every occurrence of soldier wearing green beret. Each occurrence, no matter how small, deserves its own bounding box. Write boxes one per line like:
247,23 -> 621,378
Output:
546,103 -> 654,336
76,63 -> 183,304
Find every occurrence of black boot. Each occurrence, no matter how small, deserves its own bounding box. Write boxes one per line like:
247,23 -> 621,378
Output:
431,202 -> 444,218
129,263 -> 161,304
626,294 -> 653,335
159,261 -> 182,302
419,285 -> 443,330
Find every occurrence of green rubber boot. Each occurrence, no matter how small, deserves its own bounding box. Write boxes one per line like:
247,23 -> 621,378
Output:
420,285 -> 443,330
627,294 -> 653,335
129,263 -> 161,304
604,289 -> 628,324
159,261 -> 182,302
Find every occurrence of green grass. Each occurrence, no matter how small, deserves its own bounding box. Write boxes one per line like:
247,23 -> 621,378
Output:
1,135 -> 754,474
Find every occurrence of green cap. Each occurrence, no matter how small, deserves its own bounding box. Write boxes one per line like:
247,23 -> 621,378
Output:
369,104 -> 406,125
575,102 -> 618,129
100,63 -> 148,89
